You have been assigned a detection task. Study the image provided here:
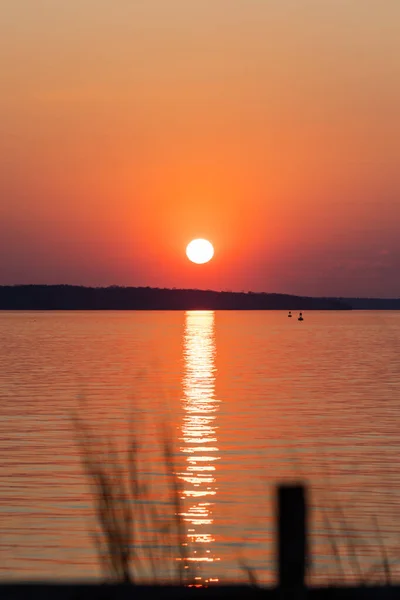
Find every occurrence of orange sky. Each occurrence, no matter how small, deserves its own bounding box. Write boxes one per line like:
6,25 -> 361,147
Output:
1,1 -> 400,296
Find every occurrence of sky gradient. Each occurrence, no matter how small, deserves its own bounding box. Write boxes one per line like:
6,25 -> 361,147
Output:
1,0 -> 399,297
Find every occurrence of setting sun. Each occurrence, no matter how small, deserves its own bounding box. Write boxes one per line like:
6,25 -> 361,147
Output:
186,239 -> 214,264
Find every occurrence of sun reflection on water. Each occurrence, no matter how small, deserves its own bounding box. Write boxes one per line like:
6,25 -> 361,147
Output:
179,310 -> 220,584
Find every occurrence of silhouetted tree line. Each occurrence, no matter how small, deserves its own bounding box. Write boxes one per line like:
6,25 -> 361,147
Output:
333,297 -> 400,310
0,285 -> 352,310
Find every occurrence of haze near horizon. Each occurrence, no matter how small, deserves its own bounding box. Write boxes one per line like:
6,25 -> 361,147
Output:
1,1 -> 399,297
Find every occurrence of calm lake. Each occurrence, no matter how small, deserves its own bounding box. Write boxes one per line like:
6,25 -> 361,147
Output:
1,310 -> 400,585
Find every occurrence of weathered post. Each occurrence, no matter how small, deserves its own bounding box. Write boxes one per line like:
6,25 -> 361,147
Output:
277,484 -> 308,593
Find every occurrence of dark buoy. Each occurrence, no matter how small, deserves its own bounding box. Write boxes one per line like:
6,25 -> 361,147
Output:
298,312 -> 304,321
288,311 -> 292,318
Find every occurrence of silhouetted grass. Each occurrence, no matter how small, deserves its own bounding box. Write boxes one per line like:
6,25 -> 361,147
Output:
316,492 -> 394,586
325,511 -> 394,586
72,413 -> 192,585
286,445 -> 396,587
73,413 -> 396,588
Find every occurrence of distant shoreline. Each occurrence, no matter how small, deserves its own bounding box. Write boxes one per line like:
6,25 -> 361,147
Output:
0,285 -> 352,311
0,285 -> 350,311
0,285 -> 399,311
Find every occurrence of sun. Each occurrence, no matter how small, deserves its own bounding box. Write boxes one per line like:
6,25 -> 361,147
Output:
186,239 -> 214,264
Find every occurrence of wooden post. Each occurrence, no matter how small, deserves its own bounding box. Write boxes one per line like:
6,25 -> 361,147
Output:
277,484 -> 308,590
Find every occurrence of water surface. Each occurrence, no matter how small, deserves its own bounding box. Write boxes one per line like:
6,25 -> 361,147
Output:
1,310 -> 399,584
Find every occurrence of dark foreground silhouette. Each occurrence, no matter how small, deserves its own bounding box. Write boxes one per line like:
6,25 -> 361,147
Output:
1,486 -> 396,598
0,285 -> 351,310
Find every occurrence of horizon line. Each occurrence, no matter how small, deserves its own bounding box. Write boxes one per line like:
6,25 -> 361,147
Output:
0,284 -> 399,301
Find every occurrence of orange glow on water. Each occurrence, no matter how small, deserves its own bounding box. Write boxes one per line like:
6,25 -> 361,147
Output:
179,310 -> 220,583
